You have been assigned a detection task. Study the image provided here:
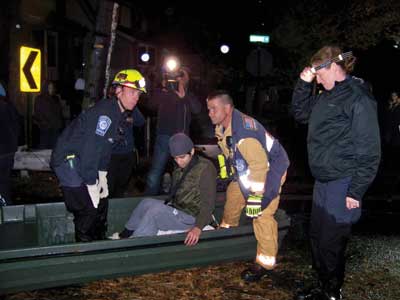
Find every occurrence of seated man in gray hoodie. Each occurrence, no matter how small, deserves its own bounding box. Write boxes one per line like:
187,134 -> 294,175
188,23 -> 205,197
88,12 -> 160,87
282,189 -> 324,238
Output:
115,133 -> 216,246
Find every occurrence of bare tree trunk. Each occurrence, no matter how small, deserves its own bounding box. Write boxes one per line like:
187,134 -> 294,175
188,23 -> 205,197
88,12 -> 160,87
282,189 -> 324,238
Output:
103,2 -> 119,99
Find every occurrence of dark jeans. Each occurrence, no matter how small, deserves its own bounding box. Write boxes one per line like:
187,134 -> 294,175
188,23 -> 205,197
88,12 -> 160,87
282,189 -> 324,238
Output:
62,185 -> 108,242
0,153 -> 15,205
144,134 -> 171,196
107,151 -> 137,198
310,177 -> 359,290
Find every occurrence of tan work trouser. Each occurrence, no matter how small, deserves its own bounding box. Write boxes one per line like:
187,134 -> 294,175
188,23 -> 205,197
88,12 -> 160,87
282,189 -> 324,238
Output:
221,181 -> 280,270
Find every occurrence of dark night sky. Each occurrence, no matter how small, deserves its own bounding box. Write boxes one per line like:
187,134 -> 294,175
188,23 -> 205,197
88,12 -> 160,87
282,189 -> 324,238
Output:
136,0 -> 399,100
134,0 -> 289,57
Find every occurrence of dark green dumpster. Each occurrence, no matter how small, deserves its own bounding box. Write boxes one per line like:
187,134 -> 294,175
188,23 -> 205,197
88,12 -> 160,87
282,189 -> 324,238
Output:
0,195 -> 290,294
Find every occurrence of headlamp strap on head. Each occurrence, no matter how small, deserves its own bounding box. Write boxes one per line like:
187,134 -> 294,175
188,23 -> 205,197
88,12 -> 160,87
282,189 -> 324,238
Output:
311,51 -> 353,74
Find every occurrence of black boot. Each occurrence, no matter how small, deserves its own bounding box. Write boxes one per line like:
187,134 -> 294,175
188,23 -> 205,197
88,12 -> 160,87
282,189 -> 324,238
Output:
119,228 -> 134,239
321,279 -> 343,300
322,289 -> 342,300
75,229 -> 93,243
241,263 -> 271,282
294,281 -> 324,300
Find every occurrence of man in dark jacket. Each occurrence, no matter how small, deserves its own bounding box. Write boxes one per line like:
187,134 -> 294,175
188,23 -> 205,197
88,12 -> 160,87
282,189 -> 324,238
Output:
51,69 -> 147,242
114,133 -> 216,246
292,46 -> 381,300
144,67 -> 201,195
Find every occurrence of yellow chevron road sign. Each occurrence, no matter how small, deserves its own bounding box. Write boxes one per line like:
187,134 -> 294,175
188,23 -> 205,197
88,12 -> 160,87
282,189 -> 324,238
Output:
20,46 -> 41,92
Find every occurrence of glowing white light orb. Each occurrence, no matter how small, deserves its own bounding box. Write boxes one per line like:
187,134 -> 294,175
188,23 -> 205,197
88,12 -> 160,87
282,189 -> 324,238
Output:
140,53 -> 150,62
166,57 -> 179,71
220,45 -> 230,54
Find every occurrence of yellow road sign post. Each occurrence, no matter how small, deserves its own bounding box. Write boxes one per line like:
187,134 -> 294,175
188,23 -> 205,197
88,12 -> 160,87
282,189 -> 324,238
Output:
20,46 -> 41,92
20,46 -> 41,148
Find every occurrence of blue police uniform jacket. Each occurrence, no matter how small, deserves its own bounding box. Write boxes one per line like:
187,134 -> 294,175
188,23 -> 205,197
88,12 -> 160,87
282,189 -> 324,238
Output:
231,109 -> 290,209
50,98 -> 122,187
112,107 -> 145,154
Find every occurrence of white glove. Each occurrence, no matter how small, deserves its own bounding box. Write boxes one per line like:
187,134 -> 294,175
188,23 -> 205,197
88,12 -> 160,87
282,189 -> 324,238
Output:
87,182 -> 100,208
98,171 -> 109,199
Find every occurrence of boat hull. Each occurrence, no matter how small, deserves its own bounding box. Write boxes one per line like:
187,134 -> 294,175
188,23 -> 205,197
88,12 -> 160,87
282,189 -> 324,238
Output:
0,195 -> 290,294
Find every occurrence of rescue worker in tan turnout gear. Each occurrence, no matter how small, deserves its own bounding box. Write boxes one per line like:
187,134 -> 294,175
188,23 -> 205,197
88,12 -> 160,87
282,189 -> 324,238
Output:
207,90 -> 289,282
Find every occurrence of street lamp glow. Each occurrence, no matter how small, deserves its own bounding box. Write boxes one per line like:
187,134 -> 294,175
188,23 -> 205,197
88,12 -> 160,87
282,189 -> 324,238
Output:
140,52 -> 150,62
220,45 -> 230,54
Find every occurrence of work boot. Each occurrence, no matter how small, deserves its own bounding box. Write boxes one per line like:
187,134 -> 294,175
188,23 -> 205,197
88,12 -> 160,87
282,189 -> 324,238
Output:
241,263 -> 270,282
321,278 -> 343,300
294,285 -> 324,300
75,230 -> 93,243
294,279 -> 324,300
321,289 -> 342,300
92,222 -> 108,240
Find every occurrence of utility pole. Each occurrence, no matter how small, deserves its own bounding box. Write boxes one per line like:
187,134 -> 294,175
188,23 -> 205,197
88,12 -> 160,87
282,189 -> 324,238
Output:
86,1 -> 115,104
103,2 -> 119,99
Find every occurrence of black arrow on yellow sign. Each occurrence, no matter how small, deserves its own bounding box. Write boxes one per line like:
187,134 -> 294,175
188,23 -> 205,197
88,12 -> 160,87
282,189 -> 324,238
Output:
22,50 -> 39,90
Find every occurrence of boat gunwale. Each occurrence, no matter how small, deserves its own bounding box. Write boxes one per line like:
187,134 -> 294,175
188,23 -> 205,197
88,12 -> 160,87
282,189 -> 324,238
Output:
0,225 -> 255,260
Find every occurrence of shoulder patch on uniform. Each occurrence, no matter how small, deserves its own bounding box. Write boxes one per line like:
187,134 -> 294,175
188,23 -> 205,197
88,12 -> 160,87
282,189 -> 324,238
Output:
242,115 -> 257,130
96,115 -> 112,136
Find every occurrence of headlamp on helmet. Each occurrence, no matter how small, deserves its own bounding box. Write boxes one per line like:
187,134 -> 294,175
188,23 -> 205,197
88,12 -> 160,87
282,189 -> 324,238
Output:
112,69 -> 147,93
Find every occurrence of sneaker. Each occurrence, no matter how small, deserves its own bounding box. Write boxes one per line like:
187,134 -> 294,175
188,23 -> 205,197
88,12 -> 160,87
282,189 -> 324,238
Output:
108,232 -> 120,240
119,228 -> 134,238
241,263 -> 271,282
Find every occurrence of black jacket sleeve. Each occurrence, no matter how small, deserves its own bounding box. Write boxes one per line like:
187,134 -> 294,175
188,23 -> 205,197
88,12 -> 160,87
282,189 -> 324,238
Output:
291,79 -> 319,124
347,95 -> 381,200
79,113 -> 103,184
145,88 -> 164,112
186,92 -> 201,115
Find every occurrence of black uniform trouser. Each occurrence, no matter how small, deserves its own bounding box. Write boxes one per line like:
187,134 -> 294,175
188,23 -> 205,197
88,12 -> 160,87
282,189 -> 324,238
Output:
62,185 -> 108,242
310,177 -> 360,292
107,151 -> 136,198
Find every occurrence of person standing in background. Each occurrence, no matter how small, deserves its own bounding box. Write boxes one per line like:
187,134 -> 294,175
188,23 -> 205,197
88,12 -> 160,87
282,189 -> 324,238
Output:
34,81 -> 64,149
384,91 -> 400,199
0,82 -> 20,206
144,67 -> 201,195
